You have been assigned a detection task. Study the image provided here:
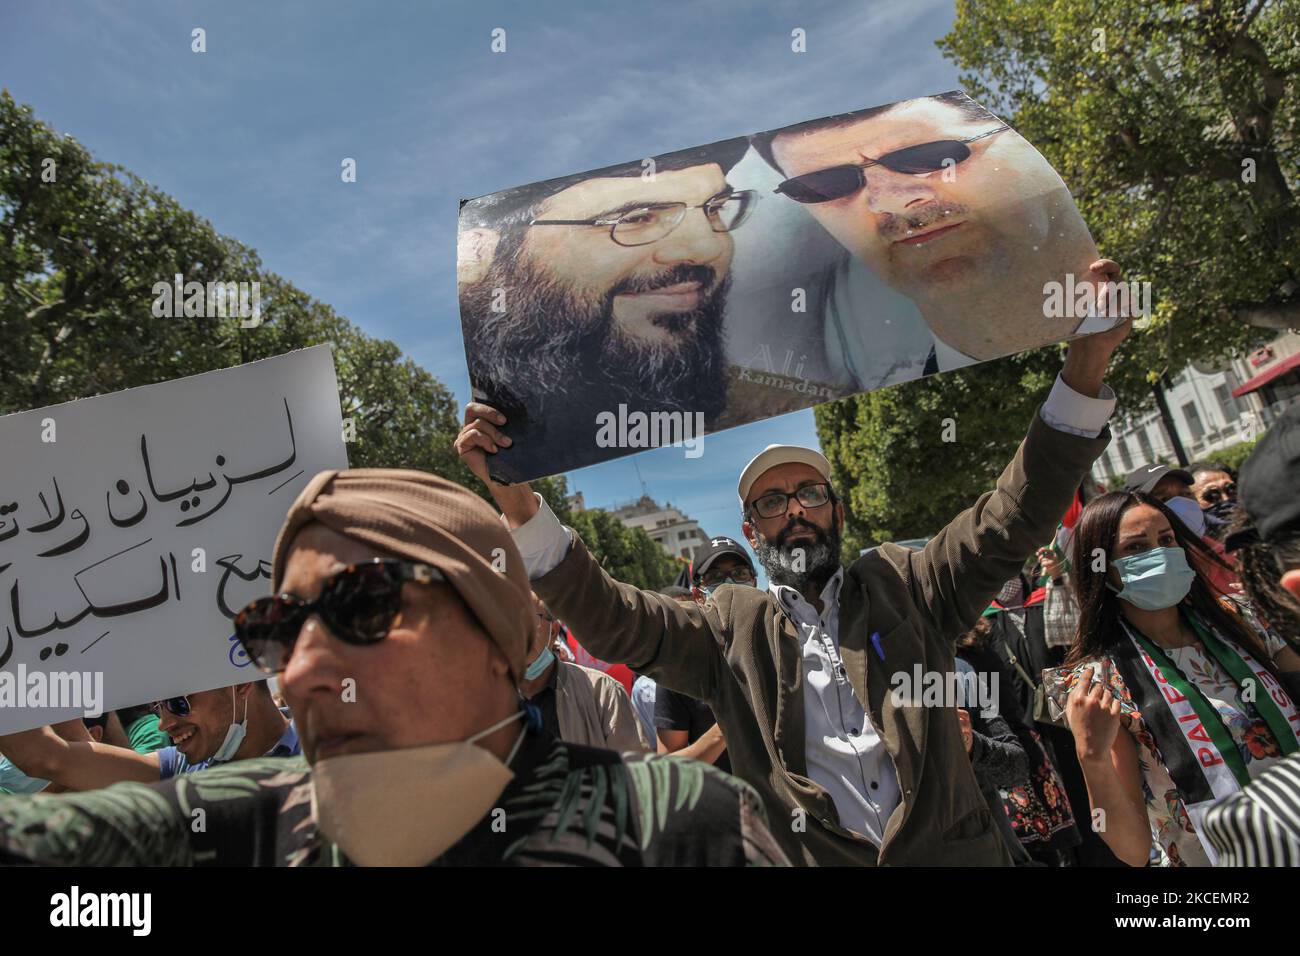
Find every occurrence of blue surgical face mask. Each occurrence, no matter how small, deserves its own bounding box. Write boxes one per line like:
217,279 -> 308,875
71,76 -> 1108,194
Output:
1109,546 -> 1196,610
0,755 -> 50,794
210,688 -> 249,764
523,644 -> 555,681
698,572 -> 756,598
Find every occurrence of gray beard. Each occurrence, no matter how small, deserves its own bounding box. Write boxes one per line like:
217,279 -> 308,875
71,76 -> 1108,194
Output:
752,524 -> 843,591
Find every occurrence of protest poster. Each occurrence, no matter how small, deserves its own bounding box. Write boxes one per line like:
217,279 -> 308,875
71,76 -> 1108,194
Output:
457,90 -> 1124,484
0,346 -> 348,733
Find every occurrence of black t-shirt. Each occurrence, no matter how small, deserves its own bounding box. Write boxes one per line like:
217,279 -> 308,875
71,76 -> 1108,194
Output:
654,687 -> 730,774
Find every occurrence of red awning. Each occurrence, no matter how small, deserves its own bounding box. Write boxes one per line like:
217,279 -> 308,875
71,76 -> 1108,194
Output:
1232,352 -> 1300,398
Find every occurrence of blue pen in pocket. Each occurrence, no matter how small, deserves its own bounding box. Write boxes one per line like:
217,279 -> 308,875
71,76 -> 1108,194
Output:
870,631 -> 885,661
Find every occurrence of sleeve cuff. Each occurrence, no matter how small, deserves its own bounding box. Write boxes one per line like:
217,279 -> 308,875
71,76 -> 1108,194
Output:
1039,373 -> 1116,439
506,493 -> 574,580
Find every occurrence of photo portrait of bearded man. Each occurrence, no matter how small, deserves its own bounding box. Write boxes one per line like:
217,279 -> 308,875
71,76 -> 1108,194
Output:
457,137 -> 753,481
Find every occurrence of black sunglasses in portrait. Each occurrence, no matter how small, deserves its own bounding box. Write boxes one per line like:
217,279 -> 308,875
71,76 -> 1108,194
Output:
773,125 -> 1011,204
530,189 -> 757,247
149,696 -> 192,718
233,559 -> 445,673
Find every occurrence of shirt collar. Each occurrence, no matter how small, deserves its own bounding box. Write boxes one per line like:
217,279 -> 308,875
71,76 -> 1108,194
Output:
769,566 -> 845,615
933,337 -> 978,372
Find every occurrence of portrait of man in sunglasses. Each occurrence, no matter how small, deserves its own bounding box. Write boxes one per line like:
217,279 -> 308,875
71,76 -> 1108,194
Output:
457,138 -> 754,481
751,91 -> 1101,376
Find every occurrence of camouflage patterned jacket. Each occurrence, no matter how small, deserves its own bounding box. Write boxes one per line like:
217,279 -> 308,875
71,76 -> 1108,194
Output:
0,728 -> 789,866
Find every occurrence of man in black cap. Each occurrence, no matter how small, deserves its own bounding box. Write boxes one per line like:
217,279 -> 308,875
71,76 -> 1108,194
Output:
1121,462 -> 1194,502
654,537 -> 759,772
1206,403 -> 1300,865
690,535 -> 758,601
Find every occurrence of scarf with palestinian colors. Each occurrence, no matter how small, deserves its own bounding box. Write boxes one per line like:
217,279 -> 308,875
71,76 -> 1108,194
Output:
1111,610 -> 1300,864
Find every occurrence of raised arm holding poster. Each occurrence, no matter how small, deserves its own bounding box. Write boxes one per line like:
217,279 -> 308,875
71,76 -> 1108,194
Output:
457,90 -> 1124,484
0,346 -> 348,734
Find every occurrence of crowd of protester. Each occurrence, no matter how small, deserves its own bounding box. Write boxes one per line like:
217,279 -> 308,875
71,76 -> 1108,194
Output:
1,304 -> 1298,868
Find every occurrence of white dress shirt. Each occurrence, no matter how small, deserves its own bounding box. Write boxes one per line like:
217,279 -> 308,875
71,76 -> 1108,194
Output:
508,373 -> 1114,845
770,566 -> 900,844
933,337 -> 980,374
823,250 -> 1120,385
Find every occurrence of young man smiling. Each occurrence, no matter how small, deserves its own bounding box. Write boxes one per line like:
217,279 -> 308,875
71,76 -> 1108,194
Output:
0,681 -> 297,790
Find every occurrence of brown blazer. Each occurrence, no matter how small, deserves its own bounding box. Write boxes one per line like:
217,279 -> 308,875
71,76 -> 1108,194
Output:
532,409 -> 1109,866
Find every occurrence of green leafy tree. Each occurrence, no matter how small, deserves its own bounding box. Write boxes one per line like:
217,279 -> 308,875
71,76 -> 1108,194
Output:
1,91 -> 672,586
569,507 -> 679,591
0,90 -> 463,474
1211,437 -> 1260,472
1,90 -> 249,410
816,349 -> 1060,553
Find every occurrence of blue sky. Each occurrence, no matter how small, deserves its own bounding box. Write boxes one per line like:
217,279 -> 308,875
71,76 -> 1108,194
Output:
0,0 -> 962,549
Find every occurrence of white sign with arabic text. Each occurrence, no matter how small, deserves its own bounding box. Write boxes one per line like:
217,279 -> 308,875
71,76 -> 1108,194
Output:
0,346 -> 347,733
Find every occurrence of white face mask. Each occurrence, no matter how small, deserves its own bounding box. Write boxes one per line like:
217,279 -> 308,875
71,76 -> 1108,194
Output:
1165,495 -> 1207,538
311,710 -> 525,867
210,688 -> 249,764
